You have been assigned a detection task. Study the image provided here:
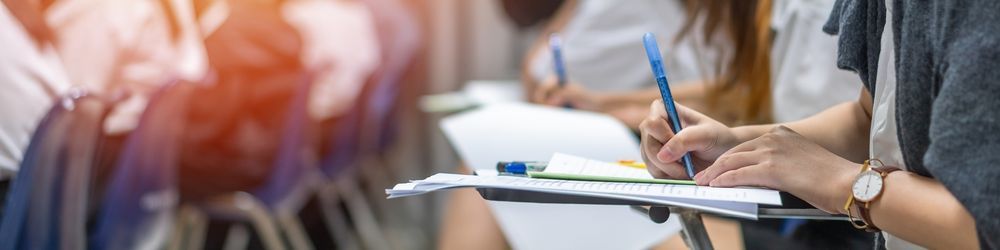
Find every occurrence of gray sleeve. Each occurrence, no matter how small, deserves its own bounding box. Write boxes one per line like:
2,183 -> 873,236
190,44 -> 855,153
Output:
923,2 -> 1000,248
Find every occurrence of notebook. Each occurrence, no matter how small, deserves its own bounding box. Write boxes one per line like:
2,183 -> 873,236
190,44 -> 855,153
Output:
531,153 -> 696,185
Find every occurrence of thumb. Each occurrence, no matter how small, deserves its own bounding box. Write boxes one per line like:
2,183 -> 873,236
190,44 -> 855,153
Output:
657,125 -> 717,162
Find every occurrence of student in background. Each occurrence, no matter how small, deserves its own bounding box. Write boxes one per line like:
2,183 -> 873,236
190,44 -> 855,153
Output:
523,0 -> 713,129
45,0 -> 207,135
530,0 -> 858,128
640,0 -> 999,248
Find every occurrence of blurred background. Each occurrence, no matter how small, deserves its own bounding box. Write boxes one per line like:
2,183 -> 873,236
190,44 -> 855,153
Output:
0,0 -> 568,249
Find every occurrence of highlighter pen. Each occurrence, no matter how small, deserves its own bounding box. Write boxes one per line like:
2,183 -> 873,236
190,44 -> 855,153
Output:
549,34 -> 572,108
617,160 -> 647,169
642,32 -> 696,179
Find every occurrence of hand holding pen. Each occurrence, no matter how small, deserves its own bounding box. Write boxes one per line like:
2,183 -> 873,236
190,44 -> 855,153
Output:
638,33 -> 739,181
532,33 -> 606,110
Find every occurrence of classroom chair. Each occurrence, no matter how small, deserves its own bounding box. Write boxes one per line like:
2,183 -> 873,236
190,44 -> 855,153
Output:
356,0 -> 424,246
0,90 -> 110,249
311,1 -> 424,248
90,82 -> 191,249
177,75 -> 316,250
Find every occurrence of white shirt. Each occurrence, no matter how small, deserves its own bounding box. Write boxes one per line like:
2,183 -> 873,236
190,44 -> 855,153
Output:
0,4 -> 72,179
871,0 -> 921,248
46,0 -> 208,134
527,0 -> 713,91
770,0 -> 859,122
282,0 -> 381,121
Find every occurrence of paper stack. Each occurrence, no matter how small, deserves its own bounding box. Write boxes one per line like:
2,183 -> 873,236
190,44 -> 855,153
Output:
387,154 -> 783,219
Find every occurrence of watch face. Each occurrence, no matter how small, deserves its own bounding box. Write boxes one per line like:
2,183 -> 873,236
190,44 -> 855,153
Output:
852,170 -> 884,202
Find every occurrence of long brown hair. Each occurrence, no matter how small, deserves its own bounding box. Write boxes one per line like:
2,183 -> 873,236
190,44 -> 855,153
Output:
676,0 -> 772,125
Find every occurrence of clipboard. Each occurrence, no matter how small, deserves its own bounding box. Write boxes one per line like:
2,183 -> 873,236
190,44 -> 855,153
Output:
475,187 -> 846,221
475,187 -> 846,250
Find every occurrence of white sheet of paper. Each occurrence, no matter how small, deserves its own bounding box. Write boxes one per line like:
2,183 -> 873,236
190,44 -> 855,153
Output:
544,153 -> 655,179
439,103 -> 678,249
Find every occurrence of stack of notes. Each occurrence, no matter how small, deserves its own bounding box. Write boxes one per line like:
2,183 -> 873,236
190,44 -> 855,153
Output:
531,153 -> 698,185
387,153 -> 783,219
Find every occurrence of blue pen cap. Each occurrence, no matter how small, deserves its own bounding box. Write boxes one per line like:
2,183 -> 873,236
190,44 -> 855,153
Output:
504,162 -> 528,175
642,33 -> 666,79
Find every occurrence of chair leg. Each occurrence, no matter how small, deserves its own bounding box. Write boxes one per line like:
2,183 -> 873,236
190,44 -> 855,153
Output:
360,154 -> 428,248
336,176 -> 392,250
318,183 -> 363,250
169,204 -> 208,250
231,193 -> 288,250
276,213 -> 313,250
222,223 -> 251,250
199,193 -> 288,250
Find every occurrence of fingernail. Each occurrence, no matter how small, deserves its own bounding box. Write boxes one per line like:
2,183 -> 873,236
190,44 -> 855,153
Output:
656,148 -> 673,162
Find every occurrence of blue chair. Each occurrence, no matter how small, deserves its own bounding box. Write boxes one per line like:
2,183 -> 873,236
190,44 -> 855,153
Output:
0,90 -> 110,249
90,82 -> 191,249
185,74 -> 315,250
314,1 -> 423,248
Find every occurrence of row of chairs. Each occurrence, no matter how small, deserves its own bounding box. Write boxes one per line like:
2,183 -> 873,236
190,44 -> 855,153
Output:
0,0 -> 422,249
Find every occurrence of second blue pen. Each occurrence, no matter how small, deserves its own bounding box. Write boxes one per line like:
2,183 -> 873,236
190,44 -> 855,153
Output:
642,32 -> 696,180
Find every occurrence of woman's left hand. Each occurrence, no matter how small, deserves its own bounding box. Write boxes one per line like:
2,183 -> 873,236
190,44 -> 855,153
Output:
693,126 -> 858,214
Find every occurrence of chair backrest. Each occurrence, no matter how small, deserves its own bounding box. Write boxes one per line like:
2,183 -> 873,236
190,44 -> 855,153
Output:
0,91 -> 108,250
90,83 -> 190,250
318,0 -> 420,177
319,97 -> 364,177
359,0 -> 421,153
251,74 -> 313,207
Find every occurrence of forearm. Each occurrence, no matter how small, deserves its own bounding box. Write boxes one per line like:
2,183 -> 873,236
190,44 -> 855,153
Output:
856,171 -> 978,249
601,82 -> 707,110
732,90 -> 872,162
783,101 -> 870,162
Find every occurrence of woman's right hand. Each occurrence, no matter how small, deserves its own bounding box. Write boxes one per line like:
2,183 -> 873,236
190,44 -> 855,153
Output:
638,100 -> 740,179
531,75 -> 606,111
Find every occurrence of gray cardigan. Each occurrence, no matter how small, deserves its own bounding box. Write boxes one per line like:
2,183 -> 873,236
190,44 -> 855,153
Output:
824,0 -> 1000,249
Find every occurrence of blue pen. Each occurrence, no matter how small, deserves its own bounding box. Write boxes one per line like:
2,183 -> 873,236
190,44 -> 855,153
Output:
550,34 -> 567,87
642,32 -> 696,179
549,34 -> 572,108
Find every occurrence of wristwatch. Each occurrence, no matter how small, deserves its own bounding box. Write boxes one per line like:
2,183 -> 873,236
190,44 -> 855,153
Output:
843,159 -> 900,232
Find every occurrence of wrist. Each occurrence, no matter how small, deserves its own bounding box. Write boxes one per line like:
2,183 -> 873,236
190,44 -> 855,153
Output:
833,160 -> 863,215
730,125 -> 769,144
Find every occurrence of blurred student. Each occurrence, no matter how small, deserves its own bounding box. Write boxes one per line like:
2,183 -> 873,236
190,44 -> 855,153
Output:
45,0 -> 207,135
525,0 -> 853,128
0,0 -> 72,209
639,0 -> 1000,248
523,0 -> 711,129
